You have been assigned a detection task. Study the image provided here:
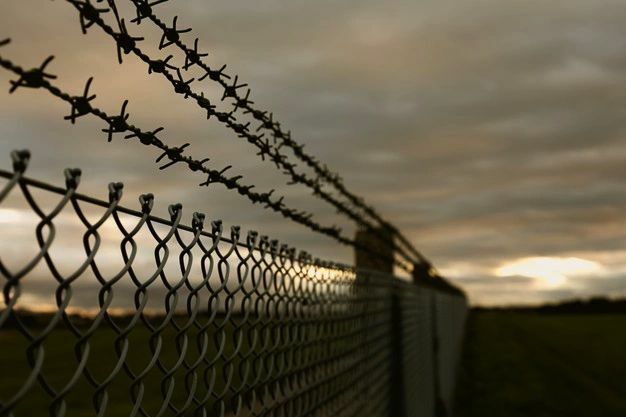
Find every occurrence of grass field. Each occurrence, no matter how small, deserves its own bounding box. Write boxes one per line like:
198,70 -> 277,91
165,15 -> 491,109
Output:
3,311 -> 626,416
0,322 -> 245,416
455,312 -> 626,417
0,316 -> 353,417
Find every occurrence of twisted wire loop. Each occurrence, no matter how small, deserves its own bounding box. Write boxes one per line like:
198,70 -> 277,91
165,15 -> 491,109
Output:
0,151 -> 464,417
0,50 -> 413,273
0,151 -> 467,417
57,0 -> 424,270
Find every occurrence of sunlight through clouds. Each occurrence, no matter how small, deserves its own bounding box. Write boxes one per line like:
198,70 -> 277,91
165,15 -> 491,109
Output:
495,257 -> 604,287
1,0 -> 625,305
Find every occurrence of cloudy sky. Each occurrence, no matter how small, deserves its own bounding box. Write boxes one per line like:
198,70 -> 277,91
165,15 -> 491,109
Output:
0,0 -> 625,306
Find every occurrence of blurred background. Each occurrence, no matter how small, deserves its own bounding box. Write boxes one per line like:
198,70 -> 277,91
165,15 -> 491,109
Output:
2,1 -> 626,417
1,0 -> 626,304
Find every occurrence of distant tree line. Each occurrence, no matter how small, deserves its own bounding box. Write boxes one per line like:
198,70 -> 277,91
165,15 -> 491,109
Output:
474,297 -> 626,314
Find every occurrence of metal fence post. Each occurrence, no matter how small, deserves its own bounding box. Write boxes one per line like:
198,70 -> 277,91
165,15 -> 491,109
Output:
354,227 -> 395,274
355,227 -> 407,416
389,289 -> 407,417
413,262 -> 452,417
0,158 -> 468,416
430,292 -> 448,417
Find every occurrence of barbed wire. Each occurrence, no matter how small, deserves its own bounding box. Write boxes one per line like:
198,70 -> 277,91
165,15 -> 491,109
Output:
0,150 -> 349,270
0,147 -> 468,417
79,0 -> 423,267
0,148 -> 398,417
120,0 -> 427,264
57,0 -> 426,268
0,46 -> 413,272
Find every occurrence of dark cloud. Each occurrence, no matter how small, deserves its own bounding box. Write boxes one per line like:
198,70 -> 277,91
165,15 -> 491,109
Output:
1,0 -> 625,305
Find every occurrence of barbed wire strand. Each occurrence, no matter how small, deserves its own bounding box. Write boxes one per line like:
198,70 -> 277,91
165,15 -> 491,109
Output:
0,148 -> 467,417
0,164 -> 348,271
0,48 -> 413,272
58,0 -> 425,268
2,148 -> 426,417
77,0 -> 422,268
119,0 -> 426,264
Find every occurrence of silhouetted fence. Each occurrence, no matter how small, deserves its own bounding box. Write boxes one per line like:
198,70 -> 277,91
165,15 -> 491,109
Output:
1,0 -> 468,415
0,153 -> 467,417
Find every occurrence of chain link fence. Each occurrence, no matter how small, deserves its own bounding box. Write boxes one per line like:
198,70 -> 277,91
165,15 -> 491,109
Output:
0,151 -> 467,417
1,2 -> 468,415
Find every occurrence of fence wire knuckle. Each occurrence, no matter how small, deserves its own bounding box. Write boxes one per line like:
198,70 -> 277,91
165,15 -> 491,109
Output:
1,1 -> 469,414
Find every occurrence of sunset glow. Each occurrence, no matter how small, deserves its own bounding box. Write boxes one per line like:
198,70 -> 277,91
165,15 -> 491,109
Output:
495,257 -> 603,287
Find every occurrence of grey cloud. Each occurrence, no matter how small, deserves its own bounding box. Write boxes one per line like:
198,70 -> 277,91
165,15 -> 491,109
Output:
1,0 -> 625,305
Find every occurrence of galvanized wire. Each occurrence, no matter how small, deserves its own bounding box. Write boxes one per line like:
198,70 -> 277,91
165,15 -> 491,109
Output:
0,151 -> 467,417
122,0 -> 427,265
0,49 -> 413,273
120,0 -> 424,261
57,0 -> 425,269
0,3 -> 471,415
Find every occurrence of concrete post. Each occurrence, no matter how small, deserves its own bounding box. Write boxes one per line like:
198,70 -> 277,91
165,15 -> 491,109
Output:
354,227 -> 394,273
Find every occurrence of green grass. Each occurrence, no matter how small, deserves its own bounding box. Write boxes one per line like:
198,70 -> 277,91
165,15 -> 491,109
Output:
455,312 -> 626,417
5,311 -> 626,416
0,316 -> 346,417
0,321 -> 246,417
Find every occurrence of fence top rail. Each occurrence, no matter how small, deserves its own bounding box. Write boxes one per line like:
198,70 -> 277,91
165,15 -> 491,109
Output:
0,149 -> 466,297
0,153 -> 351,273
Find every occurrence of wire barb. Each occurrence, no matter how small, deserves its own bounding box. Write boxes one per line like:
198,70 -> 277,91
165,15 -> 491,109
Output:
198,63 -> 229,82
102,100 -> 130,142
59,0 -> 427,266
64,77 -> 96,124
196,92 -> 215,119
71,0 -> 109,34
158,16 -> 191,49
221,75 -> 247,101
183,38 -> 208,70
112,18 -> 144,64
124,126 -> 163,145
130,0 -> 167,24
2,3 -> 426,270
155,143 -> 190,170
0,52 -> 394,268
9,56 -> 56,93
172,68 -> 193,98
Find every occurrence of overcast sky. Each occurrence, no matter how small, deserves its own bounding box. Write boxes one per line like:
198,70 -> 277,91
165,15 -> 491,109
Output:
1,0 -> 625,306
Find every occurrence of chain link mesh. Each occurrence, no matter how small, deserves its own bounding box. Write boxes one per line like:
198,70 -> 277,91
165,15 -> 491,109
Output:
1,4 -> 467,414
0,151 -> 467,417
0,48 -> 413,273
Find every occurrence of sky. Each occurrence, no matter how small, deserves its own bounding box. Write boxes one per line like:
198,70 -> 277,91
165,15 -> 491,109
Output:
0,0 -> 625,306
